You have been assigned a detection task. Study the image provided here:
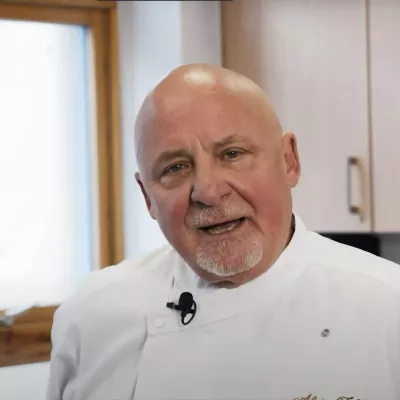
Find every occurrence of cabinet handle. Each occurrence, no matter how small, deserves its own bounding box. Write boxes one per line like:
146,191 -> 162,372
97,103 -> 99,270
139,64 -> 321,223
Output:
347,156 -> 363,221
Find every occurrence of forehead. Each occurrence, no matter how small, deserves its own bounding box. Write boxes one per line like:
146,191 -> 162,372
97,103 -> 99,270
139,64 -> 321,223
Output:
140,91 -> 270,157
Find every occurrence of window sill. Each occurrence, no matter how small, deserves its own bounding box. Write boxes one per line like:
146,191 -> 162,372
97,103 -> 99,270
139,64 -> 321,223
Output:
0,306 -> 58,368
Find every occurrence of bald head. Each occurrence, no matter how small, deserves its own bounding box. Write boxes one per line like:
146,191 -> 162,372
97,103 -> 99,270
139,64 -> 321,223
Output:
153,63 -> 268,96
134,63 -> 282,165
133,64 -> 300,285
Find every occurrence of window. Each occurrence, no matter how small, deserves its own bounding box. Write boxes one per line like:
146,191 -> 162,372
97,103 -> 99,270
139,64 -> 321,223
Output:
0,0 -> 122,367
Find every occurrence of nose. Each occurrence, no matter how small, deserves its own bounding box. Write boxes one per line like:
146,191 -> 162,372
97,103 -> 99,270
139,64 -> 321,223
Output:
190,164 -> 231,207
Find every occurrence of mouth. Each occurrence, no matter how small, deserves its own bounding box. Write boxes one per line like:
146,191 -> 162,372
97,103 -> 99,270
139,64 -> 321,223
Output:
199,217 -> 247,235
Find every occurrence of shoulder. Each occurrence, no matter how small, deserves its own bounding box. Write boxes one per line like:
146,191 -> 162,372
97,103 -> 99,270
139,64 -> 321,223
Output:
52,244 -> 178,335
306,231 -> 400,294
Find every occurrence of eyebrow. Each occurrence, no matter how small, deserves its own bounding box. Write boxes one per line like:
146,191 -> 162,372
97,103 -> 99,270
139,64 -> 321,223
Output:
214,134 -> 246,150
150,134 -> 246,176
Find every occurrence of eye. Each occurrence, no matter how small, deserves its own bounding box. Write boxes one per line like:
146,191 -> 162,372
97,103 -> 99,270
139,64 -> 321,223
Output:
163,162 -> 189,176
223,149 -> 243,160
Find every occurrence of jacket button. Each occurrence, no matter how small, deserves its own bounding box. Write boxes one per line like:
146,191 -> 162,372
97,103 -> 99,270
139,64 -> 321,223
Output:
153,318 -> 165,328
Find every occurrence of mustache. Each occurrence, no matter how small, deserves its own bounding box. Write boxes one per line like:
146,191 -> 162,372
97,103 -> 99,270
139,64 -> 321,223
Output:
188,206 -> 251,229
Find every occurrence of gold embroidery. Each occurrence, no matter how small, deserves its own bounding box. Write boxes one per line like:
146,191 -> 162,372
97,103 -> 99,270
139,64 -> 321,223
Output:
293,395 -> 319,400
293,395 -> 363,400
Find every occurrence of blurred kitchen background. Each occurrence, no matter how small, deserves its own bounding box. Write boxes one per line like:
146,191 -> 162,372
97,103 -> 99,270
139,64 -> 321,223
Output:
1,0 -> 399,399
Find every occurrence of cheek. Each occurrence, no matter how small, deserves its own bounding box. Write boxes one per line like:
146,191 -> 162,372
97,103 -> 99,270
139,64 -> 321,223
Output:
152,190 -> 189,234
240,172 -> 290,231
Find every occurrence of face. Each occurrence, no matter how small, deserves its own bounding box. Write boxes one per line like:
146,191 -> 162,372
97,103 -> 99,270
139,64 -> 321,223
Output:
136,89 -> 300,284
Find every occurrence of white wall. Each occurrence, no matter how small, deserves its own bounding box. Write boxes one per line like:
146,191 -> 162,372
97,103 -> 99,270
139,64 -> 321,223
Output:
118,0 -> 181,258
0,363 -> 50,400
0,2 -> 222,399
180,0 -> 222,65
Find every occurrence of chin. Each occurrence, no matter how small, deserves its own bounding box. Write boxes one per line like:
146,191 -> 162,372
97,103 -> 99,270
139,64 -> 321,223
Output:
194,247 -> 263,279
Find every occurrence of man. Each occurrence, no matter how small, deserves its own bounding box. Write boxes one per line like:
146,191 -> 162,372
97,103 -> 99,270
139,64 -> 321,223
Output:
47,64 -> 400,400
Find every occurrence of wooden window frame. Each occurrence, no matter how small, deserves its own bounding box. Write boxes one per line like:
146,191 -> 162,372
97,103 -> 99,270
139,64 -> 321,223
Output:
0,0 -> 123,368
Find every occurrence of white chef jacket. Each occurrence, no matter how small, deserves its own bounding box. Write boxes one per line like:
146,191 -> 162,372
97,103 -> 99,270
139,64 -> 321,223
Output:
47,215 -> 400,400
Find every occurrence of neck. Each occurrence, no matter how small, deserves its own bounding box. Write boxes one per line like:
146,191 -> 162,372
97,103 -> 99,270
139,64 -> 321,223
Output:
286,213 -> 296,246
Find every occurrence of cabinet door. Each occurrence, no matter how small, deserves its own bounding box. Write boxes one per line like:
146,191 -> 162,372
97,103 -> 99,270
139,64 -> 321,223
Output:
222,0 -> 371,232
369,0 -> 400,232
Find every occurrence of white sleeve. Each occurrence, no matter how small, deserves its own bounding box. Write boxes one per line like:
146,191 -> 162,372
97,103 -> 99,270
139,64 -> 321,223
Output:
47,306 -> 81,400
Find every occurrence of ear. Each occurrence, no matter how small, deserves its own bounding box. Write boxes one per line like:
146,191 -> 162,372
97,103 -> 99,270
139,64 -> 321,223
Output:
135,172 -> 156,220
282,133 -> 301,188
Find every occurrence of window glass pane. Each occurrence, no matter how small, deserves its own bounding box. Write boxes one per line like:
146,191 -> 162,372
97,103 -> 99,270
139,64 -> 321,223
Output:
0,20 -> 95,309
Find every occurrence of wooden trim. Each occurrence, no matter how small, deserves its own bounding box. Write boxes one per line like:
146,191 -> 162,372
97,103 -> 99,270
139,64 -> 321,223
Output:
89,7 -> 124,267
108,7 -> 124,264
0,0 -> 116,9
0,3 -> 93,23
90,9 -> 113,268
0,306 -> 57,368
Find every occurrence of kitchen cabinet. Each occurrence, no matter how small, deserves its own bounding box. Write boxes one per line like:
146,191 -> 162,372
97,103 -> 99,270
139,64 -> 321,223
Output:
369,0 -> 400,232
222,0 -> 393,233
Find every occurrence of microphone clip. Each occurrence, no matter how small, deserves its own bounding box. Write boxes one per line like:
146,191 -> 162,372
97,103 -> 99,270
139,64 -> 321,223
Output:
166,292 -> 197,325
